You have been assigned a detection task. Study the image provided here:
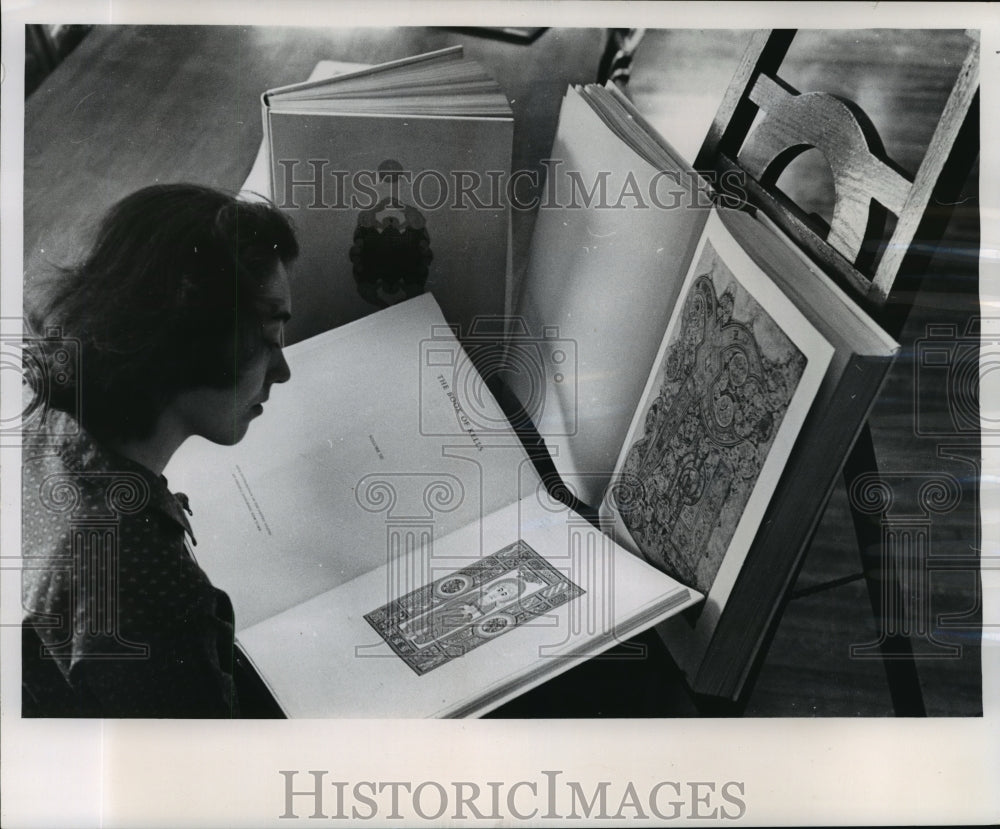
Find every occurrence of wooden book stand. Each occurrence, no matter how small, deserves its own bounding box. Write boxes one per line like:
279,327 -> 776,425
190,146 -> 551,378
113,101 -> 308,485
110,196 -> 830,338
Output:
692,28 -> 980,714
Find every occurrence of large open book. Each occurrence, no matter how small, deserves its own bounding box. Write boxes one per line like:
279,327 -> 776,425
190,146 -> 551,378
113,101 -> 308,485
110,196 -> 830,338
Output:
172,67 -> 899,712
259,47 -> 513,345
507,84 -> 899,697
165,296 -> 701,717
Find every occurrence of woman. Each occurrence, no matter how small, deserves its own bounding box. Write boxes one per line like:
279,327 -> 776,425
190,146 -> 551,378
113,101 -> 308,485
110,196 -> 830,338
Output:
21,184 -> 298,717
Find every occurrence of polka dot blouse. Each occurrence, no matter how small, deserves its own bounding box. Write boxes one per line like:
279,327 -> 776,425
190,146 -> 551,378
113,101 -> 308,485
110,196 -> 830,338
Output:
21,407 -> 241,717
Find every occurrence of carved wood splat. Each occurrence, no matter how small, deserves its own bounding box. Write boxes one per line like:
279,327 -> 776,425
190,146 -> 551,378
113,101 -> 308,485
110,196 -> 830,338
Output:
739,74 -> 911,263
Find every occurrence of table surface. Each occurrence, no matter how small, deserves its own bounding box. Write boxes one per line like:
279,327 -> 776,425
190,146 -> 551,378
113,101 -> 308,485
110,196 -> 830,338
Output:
23,25 -> 606,295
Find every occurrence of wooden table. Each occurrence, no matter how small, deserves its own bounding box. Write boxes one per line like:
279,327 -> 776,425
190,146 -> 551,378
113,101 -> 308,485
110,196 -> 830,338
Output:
24,25 -> 605,295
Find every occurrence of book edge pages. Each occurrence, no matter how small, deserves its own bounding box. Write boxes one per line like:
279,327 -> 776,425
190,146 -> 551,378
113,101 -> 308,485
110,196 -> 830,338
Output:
267,106 -> 513,122
704,351 -> 895,698
264,45 -> 464,99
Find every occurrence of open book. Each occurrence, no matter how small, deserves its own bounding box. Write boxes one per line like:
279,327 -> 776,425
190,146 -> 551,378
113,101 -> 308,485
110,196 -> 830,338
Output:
165,295 -> 701,717
259,46 -> 513,345
169,61 -> 898,713
507,84 -> 899,697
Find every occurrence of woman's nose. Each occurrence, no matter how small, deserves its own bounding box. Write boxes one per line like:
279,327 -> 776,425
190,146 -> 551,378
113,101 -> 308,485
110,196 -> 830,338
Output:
269,348 -> 291,385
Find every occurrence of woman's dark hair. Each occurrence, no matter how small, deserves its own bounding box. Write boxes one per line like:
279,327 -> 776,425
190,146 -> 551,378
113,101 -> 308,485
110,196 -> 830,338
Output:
28,183 -> 298,440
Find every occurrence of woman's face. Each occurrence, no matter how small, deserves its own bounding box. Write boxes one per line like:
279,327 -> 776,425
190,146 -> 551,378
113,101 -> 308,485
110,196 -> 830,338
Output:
170,261 -> 292,446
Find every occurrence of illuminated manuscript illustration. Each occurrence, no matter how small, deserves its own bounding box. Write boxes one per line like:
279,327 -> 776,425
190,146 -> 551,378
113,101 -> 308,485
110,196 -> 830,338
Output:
616,241 -> 807,596
364,540 -> 583,675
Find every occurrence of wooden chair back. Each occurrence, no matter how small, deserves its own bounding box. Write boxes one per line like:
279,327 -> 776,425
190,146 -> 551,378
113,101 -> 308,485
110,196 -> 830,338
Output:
694,29 -> 979,334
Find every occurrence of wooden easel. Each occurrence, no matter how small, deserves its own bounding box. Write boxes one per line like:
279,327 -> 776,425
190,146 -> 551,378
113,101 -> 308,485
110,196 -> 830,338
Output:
691,29 -> 981,714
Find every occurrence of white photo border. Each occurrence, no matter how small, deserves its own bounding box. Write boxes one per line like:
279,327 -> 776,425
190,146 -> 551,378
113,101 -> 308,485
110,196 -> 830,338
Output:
2,2 -> 997,827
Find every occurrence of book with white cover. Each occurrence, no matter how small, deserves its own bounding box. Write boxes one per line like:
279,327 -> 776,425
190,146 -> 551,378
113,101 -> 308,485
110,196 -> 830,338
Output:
166,295 -> 700,717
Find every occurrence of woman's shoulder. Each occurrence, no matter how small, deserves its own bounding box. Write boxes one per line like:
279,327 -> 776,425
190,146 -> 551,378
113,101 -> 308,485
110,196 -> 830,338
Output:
23,406 -> 194,535
21,409 -> 219,626
22,409 -> 164,548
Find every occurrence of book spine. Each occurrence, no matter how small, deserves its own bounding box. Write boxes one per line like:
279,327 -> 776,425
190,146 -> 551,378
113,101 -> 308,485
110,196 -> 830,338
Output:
690,351 -> 893,700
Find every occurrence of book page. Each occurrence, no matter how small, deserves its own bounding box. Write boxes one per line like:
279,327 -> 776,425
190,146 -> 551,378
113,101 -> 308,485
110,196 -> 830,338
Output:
508,86 -> 711,508
601,210 -> 834,672
237,497 -> 699,717
165,295 -> 538,628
